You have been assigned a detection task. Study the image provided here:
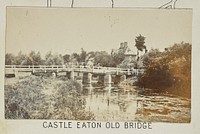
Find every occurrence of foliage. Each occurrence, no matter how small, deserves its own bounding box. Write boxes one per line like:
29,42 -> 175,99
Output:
5,53 -> 15,65
25,51 -> 43,65
5,76 -> 46,119
15,51 -> 26,65
5,76 -> 95,120
142,48 -> 161,66
93,51 -> 115,67
79,48 -> 87,63
5,51 -> 44,65
70,53 -> 80,65
118,58 -> 137,68
138,42 -> 191,98
111,51 -> 125,66
135,34 -> 146,52
5,40 -> 137,67
52,80 -> 95,120
45,51 -> 64,65
63,54 -> 70,64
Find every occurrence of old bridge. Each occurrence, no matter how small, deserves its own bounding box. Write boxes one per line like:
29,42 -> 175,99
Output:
5,65 -> 143,86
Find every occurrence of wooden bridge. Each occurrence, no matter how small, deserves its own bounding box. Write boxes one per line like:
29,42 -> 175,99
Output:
5,65 -> 143,86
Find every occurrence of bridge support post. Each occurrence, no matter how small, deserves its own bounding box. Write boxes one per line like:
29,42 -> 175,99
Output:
97,75 -> 104,86
70,71 -> 75,80
14,70 -> 18,78
82,73 -> 92,85
52,72 -> 57,78
127,69 -> 130,75
31,65 -> 35,75
104,74 -> 112,87
66,71 -> 75,80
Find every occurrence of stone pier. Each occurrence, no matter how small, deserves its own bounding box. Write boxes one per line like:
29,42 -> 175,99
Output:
97,75 -> 104,85
66,71 -> 75,80
14,70 -> 18,77
32,68 -> 35,74
82,73 -> 92,85
104,74 -> 112,87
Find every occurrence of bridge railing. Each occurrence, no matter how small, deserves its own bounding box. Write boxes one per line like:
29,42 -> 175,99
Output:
5,65 -> 140,75
5,65 -> 66,68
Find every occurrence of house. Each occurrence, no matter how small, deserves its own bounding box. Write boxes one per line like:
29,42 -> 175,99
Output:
124,46 -> 138,62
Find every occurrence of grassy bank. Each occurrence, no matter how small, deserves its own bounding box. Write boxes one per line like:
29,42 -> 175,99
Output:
5,75 -> 95,120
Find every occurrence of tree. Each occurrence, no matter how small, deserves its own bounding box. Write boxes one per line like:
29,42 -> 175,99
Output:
138,42 -> 191,98
142,48 -> 161,66
15,51 -> 26,65
79,48 -> 87,63
119,58 -> 137,69
5,51 -> 43,65
45,51 -> 54,65
111,52 -> 125,67
94,51 -> 115,67
86,51 -> 95,61
69,53 -> 80,66
24,51 -> 43,65
34,52 -> 43,65
53,54 -> 64,65
135,34 -> 146,52
5,53 -> 15,65
63,54 -> 70,64
45,51 -> 63,65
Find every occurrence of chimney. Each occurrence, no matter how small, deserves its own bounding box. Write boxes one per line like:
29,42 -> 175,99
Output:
120,42 -> 124,48
124,42 -> 128,48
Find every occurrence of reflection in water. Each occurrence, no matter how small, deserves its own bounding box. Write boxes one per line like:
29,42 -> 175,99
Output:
82,84 -> 191,122
82,84 -> 138,121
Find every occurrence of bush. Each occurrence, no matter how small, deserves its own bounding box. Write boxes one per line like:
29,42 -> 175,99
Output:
138,43 -> 191,98
5,76 -> 46,119
5,76 -> 95,120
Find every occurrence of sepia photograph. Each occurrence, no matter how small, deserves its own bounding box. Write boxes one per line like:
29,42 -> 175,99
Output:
4,7 -> 192,122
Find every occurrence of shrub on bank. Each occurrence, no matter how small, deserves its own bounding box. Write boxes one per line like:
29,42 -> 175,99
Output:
5,76 -> 46,119
5,76 -> 95,120
138,43 -> 191,98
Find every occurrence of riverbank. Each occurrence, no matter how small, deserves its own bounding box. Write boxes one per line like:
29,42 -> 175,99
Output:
4,75 -> 191,122
5,75 -> 94,120
117,78 -> 191,123
122,75 -> 191,99
137,43 -> 191,99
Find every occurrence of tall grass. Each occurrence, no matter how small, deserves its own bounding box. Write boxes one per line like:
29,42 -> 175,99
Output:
5,75 -> 95,120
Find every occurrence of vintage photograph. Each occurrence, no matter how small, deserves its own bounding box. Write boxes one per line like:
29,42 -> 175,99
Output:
5,7 -> 192,122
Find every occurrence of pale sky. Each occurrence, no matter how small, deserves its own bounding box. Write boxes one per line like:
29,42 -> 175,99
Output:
6,7 -> 192,57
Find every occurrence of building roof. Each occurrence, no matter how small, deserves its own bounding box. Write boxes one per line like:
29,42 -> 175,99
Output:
124,47 -> 137,56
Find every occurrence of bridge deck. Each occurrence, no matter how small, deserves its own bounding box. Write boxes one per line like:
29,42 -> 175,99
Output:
5,65 -> 143,75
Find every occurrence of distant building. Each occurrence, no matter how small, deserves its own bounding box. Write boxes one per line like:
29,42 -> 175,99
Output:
119,42 -> 128,50
111,42 -> 128,55
124,46 -> 138,62
112,41 -> 146,69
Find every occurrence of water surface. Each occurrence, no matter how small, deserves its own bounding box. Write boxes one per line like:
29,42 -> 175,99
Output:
82,85 -> 191,122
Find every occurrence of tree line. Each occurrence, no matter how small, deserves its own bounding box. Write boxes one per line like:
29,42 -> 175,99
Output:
5,35 -> 191,97
6,35 -> 147,67
5,48 -> 125,67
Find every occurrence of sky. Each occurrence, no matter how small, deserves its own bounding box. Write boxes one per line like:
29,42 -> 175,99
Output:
6,7 -> 192,57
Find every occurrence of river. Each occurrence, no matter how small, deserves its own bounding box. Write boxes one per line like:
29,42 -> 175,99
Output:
81,84 -> 191,123
5,74 -> 191,122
